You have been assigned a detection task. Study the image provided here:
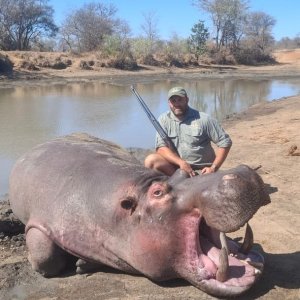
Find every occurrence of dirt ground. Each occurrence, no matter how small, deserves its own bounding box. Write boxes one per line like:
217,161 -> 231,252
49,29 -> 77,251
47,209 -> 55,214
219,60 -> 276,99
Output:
0,49 -> 300,300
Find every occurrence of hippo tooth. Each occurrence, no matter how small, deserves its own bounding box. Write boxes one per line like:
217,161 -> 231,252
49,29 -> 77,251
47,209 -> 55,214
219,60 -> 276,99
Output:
240,223 -> 254,254
254,268 -> 262,275
216,247 -> 229,282
238,259 -> 264,276
242,261 -> 262,275
246,261 -> 264,271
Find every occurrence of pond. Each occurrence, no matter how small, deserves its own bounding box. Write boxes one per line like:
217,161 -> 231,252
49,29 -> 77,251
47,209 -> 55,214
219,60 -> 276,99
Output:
1,77 -> 300,197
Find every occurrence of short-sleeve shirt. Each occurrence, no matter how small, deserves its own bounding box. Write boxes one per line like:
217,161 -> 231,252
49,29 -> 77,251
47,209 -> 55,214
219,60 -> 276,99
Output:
155,107 -> 232,168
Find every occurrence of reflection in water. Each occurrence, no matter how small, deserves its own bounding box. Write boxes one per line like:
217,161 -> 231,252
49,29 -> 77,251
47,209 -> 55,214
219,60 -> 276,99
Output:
1,78 -> 300,196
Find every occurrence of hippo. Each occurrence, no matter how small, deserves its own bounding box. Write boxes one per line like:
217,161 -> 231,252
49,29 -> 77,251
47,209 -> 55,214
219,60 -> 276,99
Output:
9,133 -> 270,297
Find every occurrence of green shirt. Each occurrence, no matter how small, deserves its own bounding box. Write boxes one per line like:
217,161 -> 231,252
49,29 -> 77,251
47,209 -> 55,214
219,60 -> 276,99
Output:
155,107 -> 232,168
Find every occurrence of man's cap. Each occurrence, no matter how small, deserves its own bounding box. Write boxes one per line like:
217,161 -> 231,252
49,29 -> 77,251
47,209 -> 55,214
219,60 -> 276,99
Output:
168,87 -> 187,99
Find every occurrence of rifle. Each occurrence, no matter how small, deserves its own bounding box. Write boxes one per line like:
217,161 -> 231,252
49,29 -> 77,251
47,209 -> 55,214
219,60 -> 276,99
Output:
130,85 -> 179,155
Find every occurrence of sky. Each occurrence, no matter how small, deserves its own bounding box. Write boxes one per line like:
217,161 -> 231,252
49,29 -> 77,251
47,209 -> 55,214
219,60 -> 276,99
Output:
49,0 -> 300,41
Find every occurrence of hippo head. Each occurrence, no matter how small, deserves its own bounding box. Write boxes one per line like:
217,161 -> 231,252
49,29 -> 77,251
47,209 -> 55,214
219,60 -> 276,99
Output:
117,165 -> 270,297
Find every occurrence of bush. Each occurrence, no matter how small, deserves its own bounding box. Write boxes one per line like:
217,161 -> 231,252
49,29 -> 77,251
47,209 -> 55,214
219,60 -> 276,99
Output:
107,55 -> 138,70
79,60 -> 93,70
51,61 -> 68,69
20,61 -> 39,71
164,54 -> 188,68
139,54 -> 160,66
209,47 -> 236,65
234,48 -> 276,65
0,54 -> 13,73
36,56 -> 72,69
168,59 -> 184,67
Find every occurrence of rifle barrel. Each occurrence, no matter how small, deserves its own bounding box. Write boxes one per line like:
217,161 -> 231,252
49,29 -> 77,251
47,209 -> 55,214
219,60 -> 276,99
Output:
130,86 -> 178,153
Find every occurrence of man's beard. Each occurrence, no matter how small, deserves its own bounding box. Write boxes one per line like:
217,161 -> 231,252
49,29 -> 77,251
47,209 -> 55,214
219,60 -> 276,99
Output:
172,107 -> 187,117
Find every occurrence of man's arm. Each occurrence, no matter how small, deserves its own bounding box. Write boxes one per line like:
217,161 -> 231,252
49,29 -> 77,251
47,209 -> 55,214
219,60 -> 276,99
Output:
201,146 -> 231,174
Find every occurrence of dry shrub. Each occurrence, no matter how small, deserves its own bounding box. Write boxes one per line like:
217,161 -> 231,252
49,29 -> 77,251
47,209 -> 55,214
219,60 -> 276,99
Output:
209,48 -> 236,65
166,55 -> 189,68
50,56 -> 71,69
107,55 -> 138,70
183,56 -> 199,67
198,54 -> 214,65
168,59 -> 185,67
0,54 -> 13,73
139,54 -> 160,66
234,48 -> 276,65
37,59 -> 51,68
79,60 -> 93,70
20,61 -> 39,71
35,55 -> 72,69
95,61 -> 106,68
51,61 -> 69,69
156,52 -> 189,68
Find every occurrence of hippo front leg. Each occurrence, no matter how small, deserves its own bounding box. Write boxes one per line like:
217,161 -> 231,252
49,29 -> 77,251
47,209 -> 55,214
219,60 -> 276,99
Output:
26,227 -> 68,277
76,259 -> 104,274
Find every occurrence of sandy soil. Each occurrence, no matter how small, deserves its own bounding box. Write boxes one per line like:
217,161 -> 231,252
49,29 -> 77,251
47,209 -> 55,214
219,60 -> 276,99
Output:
0,49 -> 300,299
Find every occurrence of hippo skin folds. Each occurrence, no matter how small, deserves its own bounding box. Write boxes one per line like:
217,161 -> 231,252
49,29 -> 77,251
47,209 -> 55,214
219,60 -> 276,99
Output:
9,133 -> 270,297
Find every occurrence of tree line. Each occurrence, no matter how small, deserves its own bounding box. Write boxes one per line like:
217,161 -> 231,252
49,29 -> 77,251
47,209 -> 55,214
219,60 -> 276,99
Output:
0,0 -> 299,66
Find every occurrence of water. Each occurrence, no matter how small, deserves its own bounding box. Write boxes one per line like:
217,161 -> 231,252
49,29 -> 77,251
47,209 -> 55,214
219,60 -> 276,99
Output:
1,78 -> 300,196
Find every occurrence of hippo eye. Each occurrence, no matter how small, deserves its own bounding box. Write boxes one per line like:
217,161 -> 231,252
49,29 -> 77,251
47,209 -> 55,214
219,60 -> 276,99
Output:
153,189 -> 163,197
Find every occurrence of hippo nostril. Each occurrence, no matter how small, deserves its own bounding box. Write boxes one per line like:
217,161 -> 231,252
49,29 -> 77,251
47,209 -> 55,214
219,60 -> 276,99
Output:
222,174 -> 238,180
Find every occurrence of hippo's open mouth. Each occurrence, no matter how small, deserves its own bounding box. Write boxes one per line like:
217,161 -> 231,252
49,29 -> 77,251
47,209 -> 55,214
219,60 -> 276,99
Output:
179,216 -> 264,296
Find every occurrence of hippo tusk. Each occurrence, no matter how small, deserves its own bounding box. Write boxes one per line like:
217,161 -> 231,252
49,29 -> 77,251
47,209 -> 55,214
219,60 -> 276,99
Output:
216,247 -> 229,282
220,232 -> 229,254
216,232 -> 229,282
240,223 -> 254,254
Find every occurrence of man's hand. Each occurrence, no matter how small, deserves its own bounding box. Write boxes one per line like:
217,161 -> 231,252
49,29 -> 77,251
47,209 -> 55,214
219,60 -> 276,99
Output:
201,164 -> 217,174
179,160 -> 196,177
157,147 -> 197,177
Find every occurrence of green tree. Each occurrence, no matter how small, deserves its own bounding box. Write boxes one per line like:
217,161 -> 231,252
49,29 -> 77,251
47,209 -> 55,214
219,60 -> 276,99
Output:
0,0 -> 58,50
188,20 -> 209,60
193,0 -> 249,50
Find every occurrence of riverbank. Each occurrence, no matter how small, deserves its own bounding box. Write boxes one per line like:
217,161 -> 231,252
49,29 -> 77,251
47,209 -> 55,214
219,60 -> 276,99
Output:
1,94 -> 300,299
1,49 -> 300,89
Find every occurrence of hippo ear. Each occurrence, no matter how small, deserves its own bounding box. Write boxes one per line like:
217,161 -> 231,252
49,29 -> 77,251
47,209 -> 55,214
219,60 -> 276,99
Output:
121,197 -> 137,215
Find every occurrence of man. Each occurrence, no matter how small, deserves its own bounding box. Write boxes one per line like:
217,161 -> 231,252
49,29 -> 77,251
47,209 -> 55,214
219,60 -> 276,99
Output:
144,86 -> 232,177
